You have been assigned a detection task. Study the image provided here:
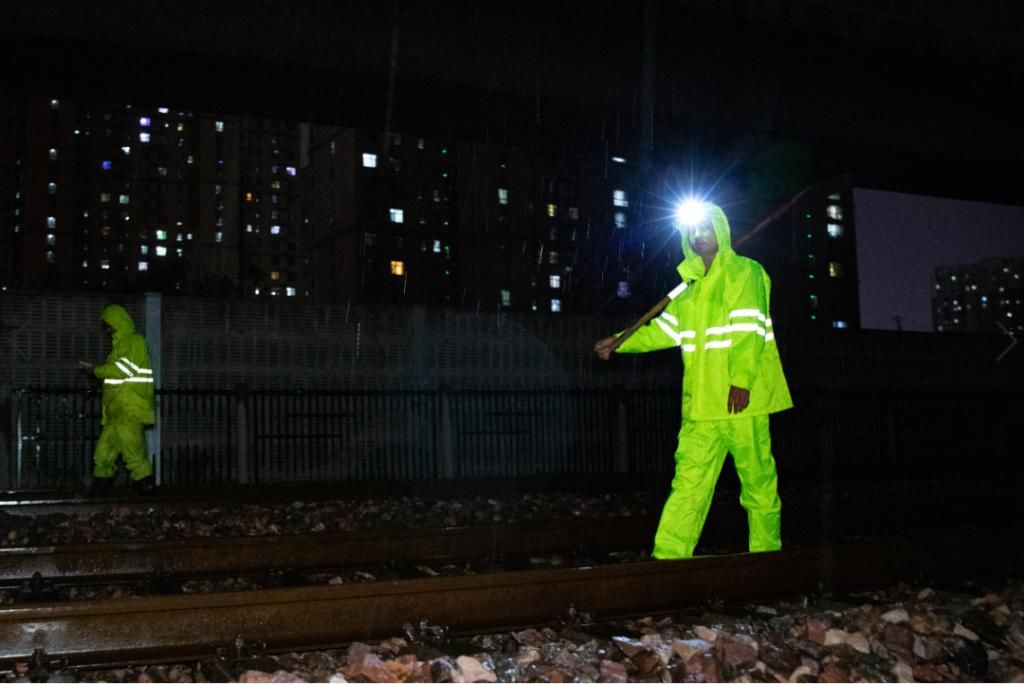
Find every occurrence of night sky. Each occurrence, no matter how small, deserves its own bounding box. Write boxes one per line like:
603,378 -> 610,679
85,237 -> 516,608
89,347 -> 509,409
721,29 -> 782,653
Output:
854,188 -> 1024,332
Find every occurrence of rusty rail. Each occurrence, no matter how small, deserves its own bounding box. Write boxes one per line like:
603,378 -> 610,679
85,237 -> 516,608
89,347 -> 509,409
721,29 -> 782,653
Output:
0,517 -> 656,584
0,531 -> 1020,668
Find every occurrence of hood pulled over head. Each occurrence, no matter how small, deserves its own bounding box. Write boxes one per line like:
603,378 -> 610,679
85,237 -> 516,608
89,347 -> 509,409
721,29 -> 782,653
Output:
101,304 -> 136,334
678,202 -> 734,281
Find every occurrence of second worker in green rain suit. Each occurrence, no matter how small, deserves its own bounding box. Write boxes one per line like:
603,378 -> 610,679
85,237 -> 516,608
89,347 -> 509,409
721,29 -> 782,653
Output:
80,304 -> 156,495
594,202 -> 792,558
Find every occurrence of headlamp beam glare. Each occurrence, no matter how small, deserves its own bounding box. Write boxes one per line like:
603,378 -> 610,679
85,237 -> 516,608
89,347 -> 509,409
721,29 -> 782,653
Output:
674,199 -> 709,229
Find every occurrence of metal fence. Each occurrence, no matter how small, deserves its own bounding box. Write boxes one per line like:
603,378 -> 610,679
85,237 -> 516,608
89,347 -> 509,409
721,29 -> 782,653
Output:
4,385 -> 1020,490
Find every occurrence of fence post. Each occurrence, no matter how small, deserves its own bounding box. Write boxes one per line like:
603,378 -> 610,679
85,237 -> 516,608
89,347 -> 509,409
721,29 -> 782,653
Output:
144,292 -> 163,485
236,384 -> 250,484
613,385 -> 630,473
0,385 -> 11,490
438,385 -> 455,478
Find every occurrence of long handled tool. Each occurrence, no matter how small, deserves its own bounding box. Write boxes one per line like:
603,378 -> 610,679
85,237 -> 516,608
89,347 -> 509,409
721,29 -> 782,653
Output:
605,175 -> 850,352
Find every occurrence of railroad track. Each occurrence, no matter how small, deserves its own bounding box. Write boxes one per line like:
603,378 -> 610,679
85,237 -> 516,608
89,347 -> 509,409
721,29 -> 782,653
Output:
0,530 -> 1020,672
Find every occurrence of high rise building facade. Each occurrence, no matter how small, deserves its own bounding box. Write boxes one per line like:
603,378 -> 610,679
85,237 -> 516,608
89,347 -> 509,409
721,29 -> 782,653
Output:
0,96 -> 303,299
933,257 -> 1024,333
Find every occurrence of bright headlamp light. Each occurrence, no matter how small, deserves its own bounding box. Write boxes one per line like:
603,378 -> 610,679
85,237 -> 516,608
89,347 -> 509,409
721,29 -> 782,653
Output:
674,199 -> 710,231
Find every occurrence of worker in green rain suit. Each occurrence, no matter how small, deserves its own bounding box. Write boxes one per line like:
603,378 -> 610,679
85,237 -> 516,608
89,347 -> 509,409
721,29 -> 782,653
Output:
594,202 -> 792,558
81,305 -> 156,494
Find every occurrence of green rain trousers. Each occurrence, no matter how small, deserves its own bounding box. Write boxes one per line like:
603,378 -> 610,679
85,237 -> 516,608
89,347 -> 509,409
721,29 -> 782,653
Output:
92,305 -> 155,481
615,203 -> 792,558
93,423 -> 150,480
653,414 -> 781,558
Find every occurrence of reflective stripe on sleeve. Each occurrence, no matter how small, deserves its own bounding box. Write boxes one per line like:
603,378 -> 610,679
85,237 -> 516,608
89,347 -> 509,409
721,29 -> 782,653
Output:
704,340 -> 732,349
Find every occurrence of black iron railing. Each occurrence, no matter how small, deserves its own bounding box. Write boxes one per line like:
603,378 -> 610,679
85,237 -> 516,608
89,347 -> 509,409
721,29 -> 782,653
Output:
4,385 -> 1020,490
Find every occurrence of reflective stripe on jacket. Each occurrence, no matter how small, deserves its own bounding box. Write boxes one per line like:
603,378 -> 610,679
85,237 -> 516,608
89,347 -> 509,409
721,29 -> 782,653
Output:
616,204 -> 793,421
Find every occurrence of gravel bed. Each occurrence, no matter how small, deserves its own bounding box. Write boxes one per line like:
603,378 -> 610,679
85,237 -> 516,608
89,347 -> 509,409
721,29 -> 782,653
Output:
39,576 -> 1020,683
0,492 -> 658,547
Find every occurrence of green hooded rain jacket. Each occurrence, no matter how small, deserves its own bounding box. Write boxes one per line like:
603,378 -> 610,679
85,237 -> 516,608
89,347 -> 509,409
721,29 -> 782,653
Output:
93,305 -> 156,426
616,204 -> 793,420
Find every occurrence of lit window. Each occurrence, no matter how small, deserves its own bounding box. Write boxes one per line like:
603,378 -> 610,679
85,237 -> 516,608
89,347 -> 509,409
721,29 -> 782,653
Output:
286,287 -> 297,297
501,289 -> 511,307
832,320 -> 848,329
549,251 -> 559,265
48,148 -> 57,160
47,182 -> 56,194
549,275 -> 561,289
158,107 -> 169,114
617,281 -> 631,298
362,153 -> 377,168
614,211 -> 626,229
547,203 -> 557,217
158,166 -> 168,177
827,223 -> 844,238
551,298 -> 562,313
101,225 -> 111,237
568,207 -> 579,220
215,232 -> 223,243
100,259 -> 110,270
119,194 -> 130,205
271,225 -> 281,235
140,245 -> 149,255
828,193 -> 841,200
139,132 -> 150,143
827,204 -> 843,220
46,251 -> 56,263
829,262 -> 844,278
101,160 -> 112,170
156,246 -> 167,256
47,216 -> 56,229
498,188 -> 508,205
433,240 -> 442,253
417,138 -> 425,150
611,156 -> 627,164
121,146 -> 131,155
156,230 -> 167,240
46,234 -> 56,246
286,166 -> 296,176
613,189 -> 628,207
187,155 -> 194,164
176,248 -> 183,257
270,180 -> 281,190
139,117 -> 151,127
50,99 -> 59,109
138,261 -> 149,271
389,208 -> 404,223
271,271 -> 280,281
390,260 -> 405,276
245,192 -> 253,202
215,121 -> 224,132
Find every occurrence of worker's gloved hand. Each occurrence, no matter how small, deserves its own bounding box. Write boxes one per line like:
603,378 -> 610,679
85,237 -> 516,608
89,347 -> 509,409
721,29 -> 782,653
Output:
593,336 -> 617,361
727,385 -> 750,414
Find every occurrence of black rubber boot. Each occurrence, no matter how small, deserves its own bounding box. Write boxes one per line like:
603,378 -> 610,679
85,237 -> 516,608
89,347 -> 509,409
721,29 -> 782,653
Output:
88,477 -> 114,496
133,475 -> 156,495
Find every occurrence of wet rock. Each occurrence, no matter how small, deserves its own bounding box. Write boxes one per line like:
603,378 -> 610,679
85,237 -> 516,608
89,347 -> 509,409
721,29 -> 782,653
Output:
430,656 -> 457,683
913,634 -> 945,661
718,634 -> 759,669
891,659 -> 914,683
805,618 -> 827,646
958,607 -> 1005,645
881,608 -> 910,624
672,650 -> 720,682
694,625 -> 719,643
911,662 -> 946,682
341,653 -> 395,683
599,659 -> 628,683
880,622 -> 915,661
453,655 -> 496,683
817,660 -> 848,683
672,638 -> 714,663
758,638 -> 799,674
513,628 -> 552,649
943,635 -> 988,679
640,633 -> 674,666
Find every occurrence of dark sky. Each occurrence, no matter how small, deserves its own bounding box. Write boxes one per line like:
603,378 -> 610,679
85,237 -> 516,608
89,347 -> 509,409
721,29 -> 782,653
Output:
854,188 -> 1024,332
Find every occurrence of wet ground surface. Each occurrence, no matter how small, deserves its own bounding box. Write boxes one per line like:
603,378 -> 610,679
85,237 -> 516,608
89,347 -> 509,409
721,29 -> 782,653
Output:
47,575 -> 1023,683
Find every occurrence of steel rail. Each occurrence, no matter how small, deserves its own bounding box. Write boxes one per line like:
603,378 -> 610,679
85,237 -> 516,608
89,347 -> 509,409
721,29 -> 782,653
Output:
0,531 -> 1019,667
0,517 -> 657,584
